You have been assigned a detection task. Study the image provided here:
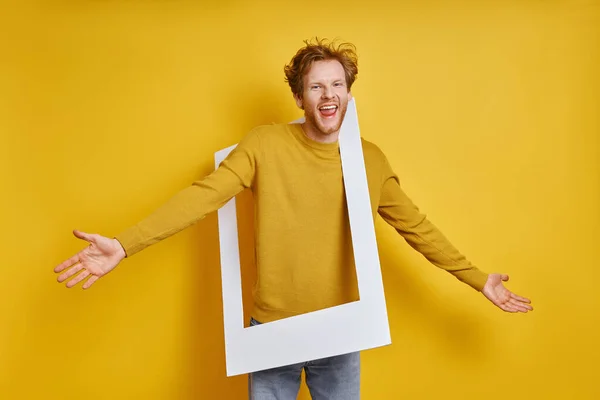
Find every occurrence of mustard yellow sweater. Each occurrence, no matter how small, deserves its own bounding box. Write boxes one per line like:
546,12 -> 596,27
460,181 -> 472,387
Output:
115,123 -> 488,323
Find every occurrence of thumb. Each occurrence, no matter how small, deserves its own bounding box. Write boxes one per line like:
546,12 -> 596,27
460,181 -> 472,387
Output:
73,229 -> 95,243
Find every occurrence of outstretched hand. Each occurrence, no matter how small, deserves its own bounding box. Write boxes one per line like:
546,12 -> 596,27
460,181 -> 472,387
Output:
482,273 -> 533,313
54,230 -> 126,289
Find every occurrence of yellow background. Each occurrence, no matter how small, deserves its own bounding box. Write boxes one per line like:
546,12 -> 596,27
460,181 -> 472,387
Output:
1,0 -> 598,399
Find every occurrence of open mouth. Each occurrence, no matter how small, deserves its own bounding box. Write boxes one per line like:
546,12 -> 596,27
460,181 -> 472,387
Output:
318,104 -> 338,118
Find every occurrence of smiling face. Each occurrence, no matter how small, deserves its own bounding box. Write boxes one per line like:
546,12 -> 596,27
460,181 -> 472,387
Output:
295,59 -> 352,143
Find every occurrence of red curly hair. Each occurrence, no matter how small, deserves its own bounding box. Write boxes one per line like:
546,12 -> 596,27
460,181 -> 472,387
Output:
284,38 -> 358,99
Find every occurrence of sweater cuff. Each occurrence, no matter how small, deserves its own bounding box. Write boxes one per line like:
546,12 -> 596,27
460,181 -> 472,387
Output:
113,227 -> 146,258
452,268 -> 489,292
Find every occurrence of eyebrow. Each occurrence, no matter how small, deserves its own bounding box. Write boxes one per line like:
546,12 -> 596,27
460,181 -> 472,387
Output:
307,79 -> 345,85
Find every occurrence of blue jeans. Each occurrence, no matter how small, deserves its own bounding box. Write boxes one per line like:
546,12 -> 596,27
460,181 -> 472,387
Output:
248,318 -> 361,400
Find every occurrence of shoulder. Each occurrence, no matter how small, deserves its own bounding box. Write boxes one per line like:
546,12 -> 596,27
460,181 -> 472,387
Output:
361,138 -> 387,162
360,138 -> 397,181
237,123 -> 289,151
247,123 -> 290,139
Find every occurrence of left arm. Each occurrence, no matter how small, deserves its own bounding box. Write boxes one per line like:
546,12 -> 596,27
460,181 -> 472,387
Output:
377,157 -> 532,313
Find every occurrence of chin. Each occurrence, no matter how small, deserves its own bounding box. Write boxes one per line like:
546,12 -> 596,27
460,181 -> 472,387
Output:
316,118 -> 342,135
328,127 -> 341,135
315,125 -> 337,135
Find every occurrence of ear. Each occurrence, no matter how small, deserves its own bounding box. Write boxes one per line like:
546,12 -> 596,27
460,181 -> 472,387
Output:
294,94 -> 303,110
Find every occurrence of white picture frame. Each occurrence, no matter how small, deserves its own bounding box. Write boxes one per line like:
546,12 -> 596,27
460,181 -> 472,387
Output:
215,98 -> 391,377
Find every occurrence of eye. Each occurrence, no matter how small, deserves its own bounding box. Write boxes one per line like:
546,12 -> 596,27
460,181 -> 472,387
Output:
311,85 -> 320,90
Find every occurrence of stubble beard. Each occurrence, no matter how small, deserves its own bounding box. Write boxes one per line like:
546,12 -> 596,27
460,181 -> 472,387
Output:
305,101 -> 349,137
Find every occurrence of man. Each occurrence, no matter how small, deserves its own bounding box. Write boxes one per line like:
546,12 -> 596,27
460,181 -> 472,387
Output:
54,38 -> 533,400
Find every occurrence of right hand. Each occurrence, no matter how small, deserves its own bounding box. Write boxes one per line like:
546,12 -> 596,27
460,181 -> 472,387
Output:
54,230 -> 126,289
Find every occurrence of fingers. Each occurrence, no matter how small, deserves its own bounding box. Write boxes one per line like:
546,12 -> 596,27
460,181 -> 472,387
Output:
54,230 -> 96,273
65,269 -> 91,288
509,298 -> 533,312
497,297 -> 533,313
57,265 -> 101,289
510,292 -> 531,304
498,302 -> 518,313
57,263 -> 96,289
54,253 -> 81,273
55,230 -> 103,290
57,263 -> 84,282
508,299 -> 529,312
82,275 -> 99,289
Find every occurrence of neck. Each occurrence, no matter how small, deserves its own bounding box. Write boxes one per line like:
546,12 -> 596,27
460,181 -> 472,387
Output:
301,119 -> 339,144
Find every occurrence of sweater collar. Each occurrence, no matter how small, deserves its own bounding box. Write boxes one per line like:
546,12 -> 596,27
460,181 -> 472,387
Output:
288,123 -> 340,153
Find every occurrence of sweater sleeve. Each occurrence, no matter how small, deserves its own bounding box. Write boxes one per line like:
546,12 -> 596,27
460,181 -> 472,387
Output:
376,155 -> 488,291
114,128 -> 261,257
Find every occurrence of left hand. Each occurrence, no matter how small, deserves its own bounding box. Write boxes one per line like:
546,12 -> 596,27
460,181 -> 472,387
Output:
482,273 -> 533,313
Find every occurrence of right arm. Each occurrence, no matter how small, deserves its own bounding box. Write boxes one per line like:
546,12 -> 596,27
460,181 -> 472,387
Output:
54,129 -> 262,289
116,129 -> 261,257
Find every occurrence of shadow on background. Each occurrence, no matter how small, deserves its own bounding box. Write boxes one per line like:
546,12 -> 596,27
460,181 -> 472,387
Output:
375,229 -> 491,362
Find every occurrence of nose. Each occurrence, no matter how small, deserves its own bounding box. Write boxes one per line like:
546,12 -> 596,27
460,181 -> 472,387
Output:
321,85 -> 334,99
